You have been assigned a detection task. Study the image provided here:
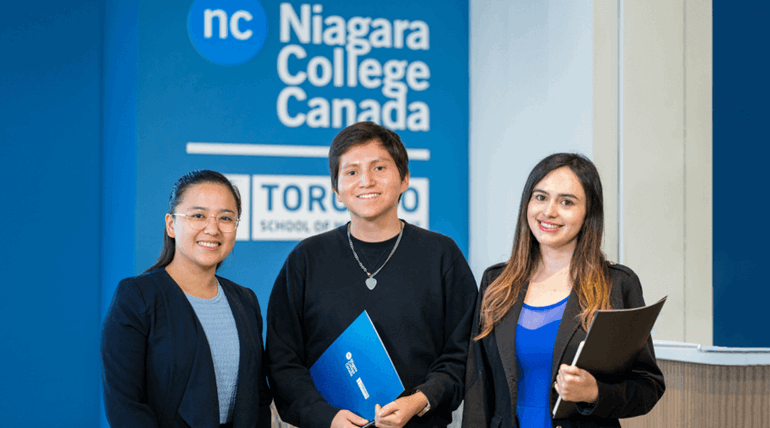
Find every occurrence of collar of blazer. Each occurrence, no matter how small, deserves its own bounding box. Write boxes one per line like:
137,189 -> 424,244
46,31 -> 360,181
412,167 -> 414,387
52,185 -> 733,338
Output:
494,283 -> 582,412
154,269 -> 261,428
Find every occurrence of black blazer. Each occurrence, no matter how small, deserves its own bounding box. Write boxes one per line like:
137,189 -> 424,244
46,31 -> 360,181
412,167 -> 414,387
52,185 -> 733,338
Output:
101,269 -> 271,428
463,263 -> 665,428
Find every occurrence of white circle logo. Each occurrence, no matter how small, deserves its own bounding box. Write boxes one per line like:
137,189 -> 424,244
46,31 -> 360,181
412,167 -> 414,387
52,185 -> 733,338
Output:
187,0 -> 268,66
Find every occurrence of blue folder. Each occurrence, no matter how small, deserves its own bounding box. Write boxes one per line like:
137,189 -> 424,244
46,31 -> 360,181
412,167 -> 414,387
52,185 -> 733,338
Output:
309,310 -> 405,422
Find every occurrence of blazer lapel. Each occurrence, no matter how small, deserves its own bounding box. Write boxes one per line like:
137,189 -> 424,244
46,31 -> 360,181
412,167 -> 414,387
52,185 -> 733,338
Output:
177,332 -> 220,428
551,289 -> 582,383
495,283 -> 529,410
224,284 -> 257,428
162,275 -> 219,428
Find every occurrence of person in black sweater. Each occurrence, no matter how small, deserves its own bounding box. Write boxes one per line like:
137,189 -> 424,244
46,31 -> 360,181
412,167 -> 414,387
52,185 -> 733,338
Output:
266,122 -> 478,428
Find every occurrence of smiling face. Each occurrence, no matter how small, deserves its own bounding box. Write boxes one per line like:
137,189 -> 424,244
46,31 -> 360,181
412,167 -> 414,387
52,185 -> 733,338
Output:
527,166 -> 587,253
165,182 -> 238,273
334,139 -> 409,226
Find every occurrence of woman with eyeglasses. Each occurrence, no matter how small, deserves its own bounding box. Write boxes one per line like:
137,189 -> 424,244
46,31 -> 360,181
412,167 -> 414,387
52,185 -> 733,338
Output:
101,170 -> 271,428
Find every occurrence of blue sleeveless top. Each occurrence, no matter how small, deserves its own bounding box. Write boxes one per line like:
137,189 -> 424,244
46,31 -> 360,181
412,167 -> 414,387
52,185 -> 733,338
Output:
515,295 -> 569,428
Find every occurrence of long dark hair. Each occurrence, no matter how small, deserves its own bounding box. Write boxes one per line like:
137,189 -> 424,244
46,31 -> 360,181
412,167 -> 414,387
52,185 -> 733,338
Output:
476,153 -> 611,339
144,170 -> 242,273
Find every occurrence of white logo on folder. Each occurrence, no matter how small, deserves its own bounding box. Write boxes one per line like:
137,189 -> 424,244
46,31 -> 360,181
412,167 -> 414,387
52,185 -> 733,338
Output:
345,352 -> 358,376
356,378 -> 369,399
346,360 -> 357,376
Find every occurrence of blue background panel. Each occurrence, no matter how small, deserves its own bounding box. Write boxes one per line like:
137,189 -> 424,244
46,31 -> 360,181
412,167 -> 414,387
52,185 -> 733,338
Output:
0,1 -> 102,425
132,0 -> 470,330
713,0 -> 770,347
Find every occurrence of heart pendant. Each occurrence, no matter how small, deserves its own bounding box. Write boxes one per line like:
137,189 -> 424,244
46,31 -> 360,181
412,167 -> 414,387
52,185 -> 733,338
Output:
365,277 -> 377,290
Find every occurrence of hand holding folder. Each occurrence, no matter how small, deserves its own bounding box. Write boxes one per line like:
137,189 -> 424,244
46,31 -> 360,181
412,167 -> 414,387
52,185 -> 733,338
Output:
331,410 -> 369,428
372,391 -> 429,428
310,311 -> 405,423
553,341 -> 601,404
552,296 -> 667,419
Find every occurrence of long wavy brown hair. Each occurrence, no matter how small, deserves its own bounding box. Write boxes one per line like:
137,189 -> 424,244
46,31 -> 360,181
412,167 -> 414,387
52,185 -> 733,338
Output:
475,153 -> 612,340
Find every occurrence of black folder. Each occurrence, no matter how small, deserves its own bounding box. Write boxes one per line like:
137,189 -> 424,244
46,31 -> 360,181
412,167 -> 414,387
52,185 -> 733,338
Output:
552,296 -> 667,419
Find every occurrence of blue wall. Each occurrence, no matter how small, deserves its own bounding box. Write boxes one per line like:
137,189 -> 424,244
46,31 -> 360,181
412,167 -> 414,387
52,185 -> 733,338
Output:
713,0 -> 770,347
0,1 -> 103,425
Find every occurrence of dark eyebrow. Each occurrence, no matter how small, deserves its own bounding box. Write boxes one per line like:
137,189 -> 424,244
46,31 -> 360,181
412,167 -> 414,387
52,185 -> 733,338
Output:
342,157 -> 391,169
189,206 -> 236,214
532,189 -> 580,199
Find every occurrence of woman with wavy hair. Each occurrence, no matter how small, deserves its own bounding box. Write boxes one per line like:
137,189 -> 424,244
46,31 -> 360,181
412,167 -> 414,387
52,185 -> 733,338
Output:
463,153 -> 664,428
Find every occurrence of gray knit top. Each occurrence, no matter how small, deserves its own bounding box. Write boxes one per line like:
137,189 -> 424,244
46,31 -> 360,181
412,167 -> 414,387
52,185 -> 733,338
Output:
185,282 -> 240,424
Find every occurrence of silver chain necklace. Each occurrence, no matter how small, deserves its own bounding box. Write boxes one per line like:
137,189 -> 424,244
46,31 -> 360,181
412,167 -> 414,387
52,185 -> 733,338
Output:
346,221 -> 404,290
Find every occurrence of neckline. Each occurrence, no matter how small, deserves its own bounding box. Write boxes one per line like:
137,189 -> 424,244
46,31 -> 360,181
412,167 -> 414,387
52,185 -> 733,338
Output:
184,279 -> 223,302
522,294 -> 570,310
344,221 -> 408,246
349,230 -> 401,248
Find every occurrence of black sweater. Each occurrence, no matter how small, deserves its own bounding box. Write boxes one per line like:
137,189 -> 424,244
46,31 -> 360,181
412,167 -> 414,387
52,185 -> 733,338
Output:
266,222 -> 478,428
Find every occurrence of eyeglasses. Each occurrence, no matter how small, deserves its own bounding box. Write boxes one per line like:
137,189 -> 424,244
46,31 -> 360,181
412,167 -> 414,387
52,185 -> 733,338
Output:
172,212 -> 239,233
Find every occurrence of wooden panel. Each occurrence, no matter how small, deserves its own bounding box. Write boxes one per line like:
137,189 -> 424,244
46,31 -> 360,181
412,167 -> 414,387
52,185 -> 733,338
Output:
623,360 -> 770,428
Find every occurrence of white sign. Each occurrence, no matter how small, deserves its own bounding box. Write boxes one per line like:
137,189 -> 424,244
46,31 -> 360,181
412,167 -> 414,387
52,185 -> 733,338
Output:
227,174 -> 429,241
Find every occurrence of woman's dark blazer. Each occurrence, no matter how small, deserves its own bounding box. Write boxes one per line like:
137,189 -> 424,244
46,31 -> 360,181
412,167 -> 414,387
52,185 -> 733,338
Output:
101,269 -> 272,428
463,263 -> 665,428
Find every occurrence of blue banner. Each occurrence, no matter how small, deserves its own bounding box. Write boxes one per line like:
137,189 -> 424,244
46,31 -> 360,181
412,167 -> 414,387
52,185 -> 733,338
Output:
133,0 -> 469,313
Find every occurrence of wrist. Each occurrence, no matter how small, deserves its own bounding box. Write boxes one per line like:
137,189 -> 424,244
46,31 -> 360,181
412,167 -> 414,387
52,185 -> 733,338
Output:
586,380 -> 599,403
412,390 -> 430,417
